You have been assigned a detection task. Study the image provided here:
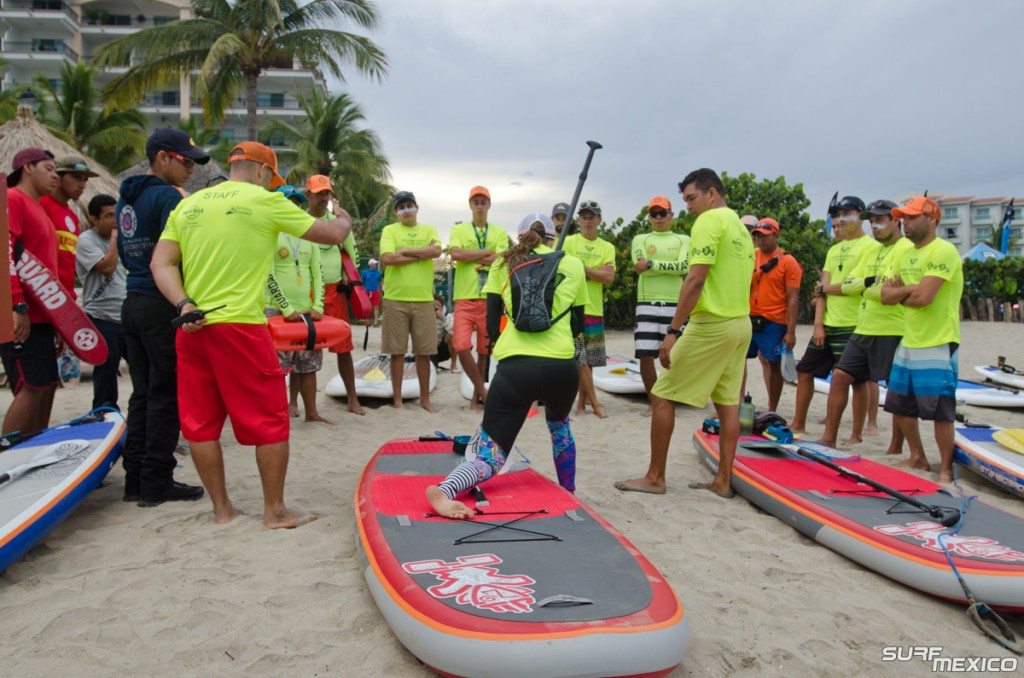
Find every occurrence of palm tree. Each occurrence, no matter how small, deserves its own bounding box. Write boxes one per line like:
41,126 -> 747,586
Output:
0,57 -> 26,123
262,90 -> 391,218
34,62 -> 147,172
96,0 -> 387,140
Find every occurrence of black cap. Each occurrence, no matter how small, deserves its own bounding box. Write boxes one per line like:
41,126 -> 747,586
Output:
551,202 -> 570,217
862,199 -> 897,219
829,195 -> 865,216
145,128 -> 211,163
393,190 -> 417,208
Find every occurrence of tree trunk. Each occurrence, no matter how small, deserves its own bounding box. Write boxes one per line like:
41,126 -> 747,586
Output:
965,296 -> 977,321
1004,302 -> 1013,322
985,298 -> 994,321
245,70 -> 259,141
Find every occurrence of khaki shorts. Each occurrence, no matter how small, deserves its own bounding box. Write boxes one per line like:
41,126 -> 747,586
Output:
381,299 -> 436,356
651,313 -> 751,407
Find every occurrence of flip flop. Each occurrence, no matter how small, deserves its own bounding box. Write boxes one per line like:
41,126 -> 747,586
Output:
613,479 -> 666,495
687,481 -> 735,499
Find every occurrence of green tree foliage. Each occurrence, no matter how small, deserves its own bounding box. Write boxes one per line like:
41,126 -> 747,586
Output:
962,257 -> 1024,301
96,0 -> 387,140
34,62 -> 146,172
0,58 -> 27,123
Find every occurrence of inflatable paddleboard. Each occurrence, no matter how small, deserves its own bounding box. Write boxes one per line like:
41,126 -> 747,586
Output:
693,429 -> 1024,611
325,354 -> 436,400
266,315 -> 351,352
974,365 -> 1024,390
355,438 -> 689,677
459,358 -> 497,401
955,423 -> 1024,498
341,251 -> 372,320
0,411 -> 126,572
814,374 -> 1024,409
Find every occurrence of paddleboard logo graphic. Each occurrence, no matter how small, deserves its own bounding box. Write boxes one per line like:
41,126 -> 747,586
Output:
73,328 -> 99,352
402,554 -> 537,613
875,521 -> 1024,563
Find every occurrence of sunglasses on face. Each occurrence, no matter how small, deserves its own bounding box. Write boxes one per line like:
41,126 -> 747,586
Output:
165,151 -> 195,169
649,209 -> 670,219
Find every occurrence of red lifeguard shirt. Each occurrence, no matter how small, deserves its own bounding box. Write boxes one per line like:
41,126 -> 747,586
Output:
8,187 -> 60,324
40,194 -> 80,298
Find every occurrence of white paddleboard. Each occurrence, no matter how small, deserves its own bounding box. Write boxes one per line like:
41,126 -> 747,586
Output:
974,365 -> 1024,390
594,357 -> 649,395
459,359 -> 498,400
955,422 -> 1024,498
815,374 -> 1024,409
325,354 -> 436,400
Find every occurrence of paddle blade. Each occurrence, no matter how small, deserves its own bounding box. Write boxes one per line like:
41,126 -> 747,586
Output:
0,439 -> 90,485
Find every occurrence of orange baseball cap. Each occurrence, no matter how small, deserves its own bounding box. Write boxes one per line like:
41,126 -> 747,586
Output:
892,196 -> 941,221
306,174 -> 333,194
228,141 -> 285,189
469,185 -> 490,200
753,217 -> 780,235
648,195 -> 672,211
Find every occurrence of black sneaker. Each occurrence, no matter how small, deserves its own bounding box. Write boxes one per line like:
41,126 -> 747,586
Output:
123,480 -> 140,503
137,481 -> 205,507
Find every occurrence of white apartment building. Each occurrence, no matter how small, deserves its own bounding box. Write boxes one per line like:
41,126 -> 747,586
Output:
930,195 -> 1023,258
0,0 -> 324,148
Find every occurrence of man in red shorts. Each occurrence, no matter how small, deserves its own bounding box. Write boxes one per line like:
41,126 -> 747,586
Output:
151,142 -> 352,529
3,148 -> 60,435
305,174 -> 363,415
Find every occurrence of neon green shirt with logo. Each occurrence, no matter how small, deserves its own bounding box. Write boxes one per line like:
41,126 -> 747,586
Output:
483,250 -> 589,361
317,229 -> 357,285
449,221 -> 511,301
687,207 -> 754,318
562,233 -> 615,316
267,233 -> 323,314
630,230 -> 690,303
840,237 -> 914,336
892,238 -> 963,348
822,235 -> 875,328
379,222 -> 440,302
160,181 -> 313,325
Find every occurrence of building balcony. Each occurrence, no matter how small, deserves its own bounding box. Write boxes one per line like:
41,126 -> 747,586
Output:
1,39 -> 78,61
80,11 -> 176,32
0,0 -> 78,30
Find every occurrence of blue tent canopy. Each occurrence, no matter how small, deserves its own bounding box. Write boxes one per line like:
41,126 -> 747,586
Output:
962,242 -> 1005,261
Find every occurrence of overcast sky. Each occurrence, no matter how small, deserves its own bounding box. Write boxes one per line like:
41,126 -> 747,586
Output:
343,0 -> 1023,239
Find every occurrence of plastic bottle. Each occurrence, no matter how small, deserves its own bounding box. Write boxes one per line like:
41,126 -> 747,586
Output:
739,393 -> 755,435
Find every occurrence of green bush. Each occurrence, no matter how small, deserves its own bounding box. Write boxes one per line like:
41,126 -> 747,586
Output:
962,257 -> 1024,301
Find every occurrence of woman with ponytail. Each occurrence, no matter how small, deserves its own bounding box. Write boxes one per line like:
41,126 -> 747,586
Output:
426,214 -> 589,519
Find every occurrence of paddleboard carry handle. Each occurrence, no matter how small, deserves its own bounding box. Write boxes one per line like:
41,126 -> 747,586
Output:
537,595 -> 594,607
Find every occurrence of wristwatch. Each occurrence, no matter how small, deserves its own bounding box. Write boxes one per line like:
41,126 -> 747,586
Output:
666,326 -> 683,337
175,297 -> 196,313
646,259 -> 654,271
12,302 -> 28,314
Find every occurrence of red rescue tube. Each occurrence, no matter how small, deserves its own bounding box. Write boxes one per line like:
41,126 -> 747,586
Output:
267,314 -> 351,352
341,251 -> 372,320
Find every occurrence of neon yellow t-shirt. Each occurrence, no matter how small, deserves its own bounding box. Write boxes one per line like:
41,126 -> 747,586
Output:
842,237 -> 914,337
318,231 -> 357,285
562,233 -> 615,316
822,235 -> 876,328
687,207 -> 754,318
160,181 -> 314,325
379,222 -> 440,302
483,250 -> 589,361
892,238 -> 963,348
631,230 -> 690,303
449,221 -> 511,301
267,233 -> 323,314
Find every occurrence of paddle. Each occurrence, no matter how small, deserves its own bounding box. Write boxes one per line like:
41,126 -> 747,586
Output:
964,377 -> 1021,394
0,439 -> 90,486
740,440 -> 961,527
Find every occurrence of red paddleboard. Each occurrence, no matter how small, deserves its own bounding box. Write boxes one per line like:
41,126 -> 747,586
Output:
341,251 -> 372,320
13,248 -> 108,365
267,314 -> 350,351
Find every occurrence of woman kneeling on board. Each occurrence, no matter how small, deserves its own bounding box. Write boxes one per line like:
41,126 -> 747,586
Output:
427,214 -> 589,519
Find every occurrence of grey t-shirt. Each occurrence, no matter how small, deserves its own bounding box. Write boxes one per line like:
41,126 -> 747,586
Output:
75,229 -> 127,322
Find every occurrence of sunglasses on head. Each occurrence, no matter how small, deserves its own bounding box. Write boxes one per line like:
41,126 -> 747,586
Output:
165,151 -> 195,169
649,209 -> 670,219
578,201 -> 600,212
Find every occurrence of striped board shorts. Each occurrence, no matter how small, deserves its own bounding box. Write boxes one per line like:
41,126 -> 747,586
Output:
574,315 -> 607,367
883,342 -> 959,422
634,302 -> 678,358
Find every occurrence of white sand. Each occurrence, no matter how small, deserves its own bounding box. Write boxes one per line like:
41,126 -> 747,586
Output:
2,321 -> 1023,676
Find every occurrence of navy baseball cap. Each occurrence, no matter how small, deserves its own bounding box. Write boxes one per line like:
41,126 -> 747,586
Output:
393,190 -> 417,208
145,128 -> 210,163
829,195 -> 865,216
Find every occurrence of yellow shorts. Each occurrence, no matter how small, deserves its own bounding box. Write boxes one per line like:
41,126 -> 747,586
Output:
651,313 -> 751,407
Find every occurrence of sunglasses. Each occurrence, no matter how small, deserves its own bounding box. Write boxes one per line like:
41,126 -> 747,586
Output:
649,209 -> 670,219
578,201 -> 600,212
165,151 -> 195,169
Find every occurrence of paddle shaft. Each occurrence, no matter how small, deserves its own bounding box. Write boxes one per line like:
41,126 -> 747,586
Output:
554,141 -> 603,252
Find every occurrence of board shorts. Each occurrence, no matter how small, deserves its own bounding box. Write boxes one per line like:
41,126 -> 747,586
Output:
574,315 -> 607,367
883,343 -> 958,422
369,290 -> 382,307
796,326 -> 856,379
746,319 -> 787,362
176,323 -> 289,446
834,334 -> 901,384
0,323 -> 59,394
381,299 -> 435,356
634,302 -> 677,359
651,313 -> 751,407
277,348 -> 323,374
322,284 -> 354,354
453,299 -> 489,355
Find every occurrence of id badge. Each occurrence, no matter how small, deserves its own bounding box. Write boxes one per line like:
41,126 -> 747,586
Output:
476,266 -> 489,291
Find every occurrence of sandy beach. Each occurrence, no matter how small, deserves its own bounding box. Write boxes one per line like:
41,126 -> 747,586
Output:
2,321 -> 1022,676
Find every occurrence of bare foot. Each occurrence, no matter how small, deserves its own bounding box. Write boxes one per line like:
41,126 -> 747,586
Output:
937,470 -> 954,484
391,400 -> 405,410
613,478 -> 666,494
289,403 -> 300,417
896,457 -> 931,472
213,505 -> 240,524
419,400 -> 439,413
426,485 -> 474,519
576,406 -> 586,417
264,508 -> 318,529
885,446 -> 903,456
816,416 -> 827,425
470,399 -> 482,412
641,406 -> 653,418
865,424 -> 879,437
688,481 -> 735,498
815,438 -> 837,448
593,405 -> 608,419
791,427 -> 807,436
347,401 -> 365,416
841,435 -> 862,446
305,413 -> 334,424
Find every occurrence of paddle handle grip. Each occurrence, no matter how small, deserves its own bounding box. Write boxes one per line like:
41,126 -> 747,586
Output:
0,472 -> 9,485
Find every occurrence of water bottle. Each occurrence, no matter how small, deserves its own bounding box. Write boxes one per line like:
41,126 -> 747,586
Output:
739,393 -> 755,435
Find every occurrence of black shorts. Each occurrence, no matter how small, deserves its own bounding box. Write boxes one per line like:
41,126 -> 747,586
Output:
795,327 -> 855,379
834,334 -> 902,384
1,323 -> 59,394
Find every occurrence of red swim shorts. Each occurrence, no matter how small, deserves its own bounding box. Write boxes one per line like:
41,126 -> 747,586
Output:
176,323 -> 289,446
322,284 -> 355,354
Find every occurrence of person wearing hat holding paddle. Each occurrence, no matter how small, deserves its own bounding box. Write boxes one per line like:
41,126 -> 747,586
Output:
881,196 -> 963,483
151,141 -> 353,528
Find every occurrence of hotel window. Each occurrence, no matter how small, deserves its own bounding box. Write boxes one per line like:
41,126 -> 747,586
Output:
942,207 -> 958,219
974,207 -> 991,220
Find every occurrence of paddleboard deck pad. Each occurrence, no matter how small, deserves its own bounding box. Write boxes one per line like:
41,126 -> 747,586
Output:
0,411 -> 126,572
955,423 -> 1024,499
814,374 -> 1024,409
325,354 -> 436,400
693,429 -> 1024,612
356,438 -> 688,678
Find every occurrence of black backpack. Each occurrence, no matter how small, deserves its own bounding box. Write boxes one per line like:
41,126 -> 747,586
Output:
506,251 -> 570,332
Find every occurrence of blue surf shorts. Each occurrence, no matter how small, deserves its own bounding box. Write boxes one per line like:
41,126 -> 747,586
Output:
746,319 -> 787,362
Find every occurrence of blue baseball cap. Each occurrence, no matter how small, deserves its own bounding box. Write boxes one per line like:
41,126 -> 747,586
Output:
276,185 -> 307,204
